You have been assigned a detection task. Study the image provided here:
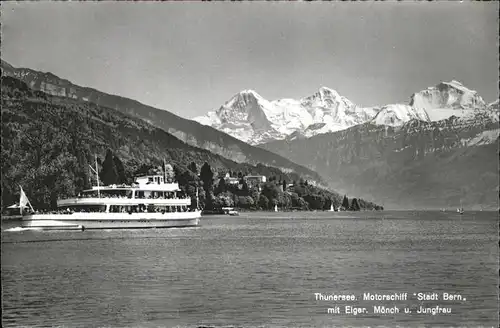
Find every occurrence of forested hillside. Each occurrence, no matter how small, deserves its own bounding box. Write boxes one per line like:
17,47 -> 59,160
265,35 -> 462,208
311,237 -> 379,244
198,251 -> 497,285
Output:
0,76 -> 318,209
1,60 -> 324,184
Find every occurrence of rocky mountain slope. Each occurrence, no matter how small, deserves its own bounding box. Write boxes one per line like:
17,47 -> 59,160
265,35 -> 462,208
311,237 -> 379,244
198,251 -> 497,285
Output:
260,105 -> 499,210
194,80 -> 489,145
0,59 -> 323,184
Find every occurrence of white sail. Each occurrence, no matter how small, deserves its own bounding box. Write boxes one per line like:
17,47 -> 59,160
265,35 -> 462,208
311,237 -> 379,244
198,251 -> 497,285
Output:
19,186 -> 34,214
19,187 -> 29,209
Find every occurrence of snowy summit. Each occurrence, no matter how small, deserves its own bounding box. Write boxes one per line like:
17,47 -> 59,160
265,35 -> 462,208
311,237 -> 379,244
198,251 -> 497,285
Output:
193,81 -> 495,145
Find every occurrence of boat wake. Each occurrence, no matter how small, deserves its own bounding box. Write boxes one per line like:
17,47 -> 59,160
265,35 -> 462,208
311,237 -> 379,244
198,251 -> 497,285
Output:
4,226 -> 42,232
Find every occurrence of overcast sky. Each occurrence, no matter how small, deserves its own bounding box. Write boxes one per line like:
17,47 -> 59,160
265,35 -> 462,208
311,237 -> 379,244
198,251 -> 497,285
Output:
2,2 -> 498,118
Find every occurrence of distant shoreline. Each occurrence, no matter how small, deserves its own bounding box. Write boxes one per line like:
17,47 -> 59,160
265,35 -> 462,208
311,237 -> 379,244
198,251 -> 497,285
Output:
201,209 -> 499,215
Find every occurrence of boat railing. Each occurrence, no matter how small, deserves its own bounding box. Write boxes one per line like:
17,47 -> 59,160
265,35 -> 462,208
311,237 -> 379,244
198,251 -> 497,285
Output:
61,195 -> 188,200
63,195 -> 189,201
60,193 -> 190,200
73,195 -> 133,199
135,195 -> 186,200
58,197 -> 192,206
27,210 -> 77,215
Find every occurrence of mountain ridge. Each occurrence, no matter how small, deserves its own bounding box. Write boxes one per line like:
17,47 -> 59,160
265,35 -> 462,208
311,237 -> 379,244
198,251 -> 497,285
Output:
0,59 -> 324,185
259,107 -> 499,209
194,81 -> 494,145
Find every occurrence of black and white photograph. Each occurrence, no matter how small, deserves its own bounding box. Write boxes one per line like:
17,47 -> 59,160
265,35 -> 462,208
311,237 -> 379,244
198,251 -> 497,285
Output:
1,1 -> 498,327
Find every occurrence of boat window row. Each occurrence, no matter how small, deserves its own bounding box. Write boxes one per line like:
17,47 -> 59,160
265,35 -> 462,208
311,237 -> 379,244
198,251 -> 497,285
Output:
134,191 -> 184,199
58,205 -> 107,213
77,190 -> 132,198
56,204 -> 193,213
109,205 -> 192,213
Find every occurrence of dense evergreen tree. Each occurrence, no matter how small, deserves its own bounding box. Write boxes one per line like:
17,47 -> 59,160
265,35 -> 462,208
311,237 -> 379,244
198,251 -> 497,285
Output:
101,149 -> 118,185
350,198 -> 361,211
200,162 -> 213,185
292,194 -> 308,210
113,155 -> 127,184
173,164 -> 198,193
261,182 -> 280,203
200,162 -> 214,207
188,161 -> 198,175
250,188 -> 260,208
215,177 -> 226,194
258,194 -> 269,209
342,195 -> 350,210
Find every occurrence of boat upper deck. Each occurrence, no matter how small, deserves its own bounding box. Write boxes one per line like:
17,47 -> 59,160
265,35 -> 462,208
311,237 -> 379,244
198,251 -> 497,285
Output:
57,174 -> 194,207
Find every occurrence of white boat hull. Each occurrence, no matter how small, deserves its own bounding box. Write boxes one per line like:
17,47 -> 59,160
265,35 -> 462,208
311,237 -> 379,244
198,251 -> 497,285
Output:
21,211 -> 201,230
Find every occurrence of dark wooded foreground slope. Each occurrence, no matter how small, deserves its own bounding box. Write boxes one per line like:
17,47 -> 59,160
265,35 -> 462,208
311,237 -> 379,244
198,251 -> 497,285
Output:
1,60 -> 322,184
1,76 -> 321,209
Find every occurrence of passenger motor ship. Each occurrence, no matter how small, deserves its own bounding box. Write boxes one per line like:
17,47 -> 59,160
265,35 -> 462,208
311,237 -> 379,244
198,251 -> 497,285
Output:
20,173 -> 201,230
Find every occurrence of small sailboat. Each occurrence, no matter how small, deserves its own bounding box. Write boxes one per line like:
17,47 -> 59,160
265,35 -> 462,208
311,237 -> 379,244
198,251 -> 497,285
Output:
228,210 -> 239,216
274,204 -> 278,212
19,186 -> 35,215
222,207 -> 239,216
457,201 -> 464,215
329,204 -> 335,212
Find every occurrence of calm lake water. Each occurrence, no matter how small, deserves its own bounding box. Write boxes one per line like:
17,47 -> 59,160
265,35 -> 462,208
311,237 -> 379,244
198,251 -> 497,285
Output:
2,211 -> 499,327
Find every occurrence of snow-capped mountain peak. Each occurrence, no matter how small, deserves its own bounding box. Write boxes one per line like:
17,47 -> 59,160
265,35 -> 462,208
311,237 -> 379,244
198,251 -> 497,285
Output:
193,89 -> 280,144
300,86 -> 354,110
194,86 -> 373,144
315,86 -> 342,100
194,81 -> 493,145
219,89 -> 268,113
409,80 -> 487,121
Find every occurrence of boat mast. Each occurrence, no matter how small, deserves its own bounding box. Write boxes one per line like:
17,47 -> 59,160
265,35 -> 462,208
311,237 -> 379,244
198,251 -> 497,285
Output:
163,158 -> 167,183
95,154 -> 100,198
88,155 -> 101,198
196,187 -> 199,210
